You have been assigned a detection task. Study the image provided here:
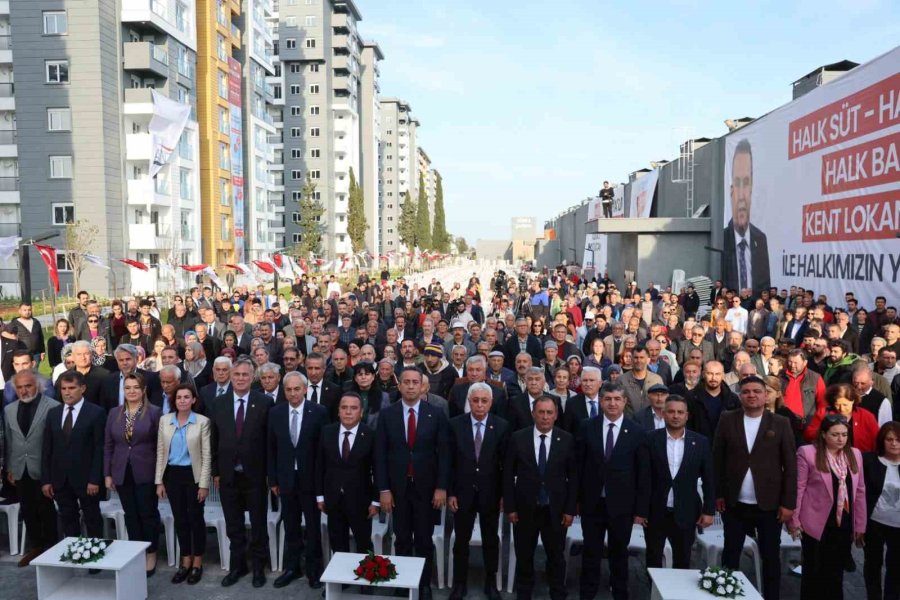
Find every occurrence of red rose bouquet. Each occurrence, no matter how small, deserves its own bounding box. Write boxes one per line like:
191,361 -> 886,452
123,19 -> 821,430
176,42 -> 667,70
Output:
354,551 -> 398,584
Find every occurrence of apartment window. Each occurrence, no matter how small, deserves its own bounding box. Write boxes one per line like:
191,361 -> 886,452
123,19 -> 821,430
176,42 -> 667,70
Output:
179,168 -> 191,200
309,127 -> 319,137
47,108 -> 71,131
291,191 -> 302,201
338,234 -> 345,242
309,84 -> 319,94
45,60 -> 69,84
43,11 -> 68,35
219,142 -> 230,169
291,149 -> 302,159
221,215 -> 230,240
56,251 -> 73,272
291,170 -> 302,180
49,155 -> 73,179
290,106 -> 302,116
219,178 -> 230,206
309,105 -> 319,116
291,212 -> 301,223
175,1 -> 188,33
285,17 -> 296,26
285,39 -> 296,49
218,71 -> 228,98
309,64 -> 320,73
219,107 -> 229,134
292,233 -> 302,243
290,64 -> 302,73
290,127 -> 301,138
305,39 -> 316,49
305,16 -> 317,26
309,170 -> 321,179
310,148 -> 320,158
217,34 -> 228,61
289,84 -> 301,94
312,191 -> 321,201
52,203 -> 74,225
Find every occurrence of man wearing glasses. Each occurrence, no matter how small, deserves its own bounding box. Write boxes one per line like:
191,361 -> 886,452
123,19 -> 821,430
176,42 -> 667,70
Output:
724,297 -> 749,336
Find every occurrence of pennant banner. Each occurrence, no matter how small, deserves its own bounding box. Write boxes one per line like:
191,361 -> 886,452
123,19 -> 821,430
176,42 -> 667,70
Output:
180,264 -> 209,272
149,90 -> 191,179
0,235 -> 20,261
34,244 -> 60,293
253,260 -> 275,274
120,258 -> 150,271
83,253 -> 110,269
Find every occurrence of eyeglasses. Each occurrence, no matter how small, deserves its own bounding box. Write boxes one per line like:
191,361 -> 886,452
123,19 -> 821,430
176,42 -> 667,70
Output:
823,414 -> 849,424
88,319 -> 99,323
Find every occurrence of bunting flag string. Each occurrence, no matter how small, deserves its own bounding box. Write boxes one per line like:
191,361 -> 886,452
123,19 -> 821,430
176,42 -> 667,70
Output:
120,258 -> 150,271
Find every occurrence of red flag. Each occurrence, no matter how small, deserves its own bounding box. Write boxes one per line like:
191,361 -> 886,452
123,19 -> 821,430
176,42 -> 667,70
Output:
273,254 -> 284,268
314,258 -> 324,266
223,263 -> 247,273
253,260 -> 275,274
120,258 -> 149,271
180,264 -> 208,272
34,244 -> 60,293
299,258 -> 308,272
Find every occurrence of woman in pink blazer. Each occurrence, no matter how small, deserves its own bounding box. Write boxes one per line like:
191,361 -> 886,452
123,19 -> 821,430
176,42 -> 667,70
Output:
789,414 -> 867,600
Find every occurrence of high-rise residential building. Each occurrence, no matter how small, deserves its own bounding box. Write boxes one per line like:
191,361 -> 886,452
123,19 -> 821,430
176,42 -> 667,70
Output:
359,40 -> 383,256
235,0 -> 278,260
273,0 -> 362,259
0,2 -> 19,296
11,0 -> 202,296
417,146 -> 436,224
378,97 -> 417,253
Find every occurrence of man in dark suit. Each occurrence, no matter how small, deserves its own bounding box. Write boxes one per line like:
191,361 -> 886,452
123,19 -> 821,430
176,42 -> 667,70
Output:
713,376 -> 797,600
447,355 -> 508,419
375,367 -> 450,600
209,359 -> 274,588
502,318 -> 543,370
304,352 -> 341,418
448,383 -> 510,600
509,367 -> 558,432
199,356 -> 233,413
645,395 -> 715,568
562,365 -> 601,433
256,362 -> 287,404
40,370 -> 106,537
227,315 -> 253,355
576,381 -> 650,600
504,395 -> 576,600
723,139 -> 770,294
315,392 -> 379,558
268,371 -> 329,589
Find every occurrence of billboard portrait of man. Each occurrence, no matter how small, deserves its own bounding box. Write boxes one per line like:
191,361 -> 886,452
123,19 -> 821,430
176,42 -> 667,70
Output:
723,139 -> 770,293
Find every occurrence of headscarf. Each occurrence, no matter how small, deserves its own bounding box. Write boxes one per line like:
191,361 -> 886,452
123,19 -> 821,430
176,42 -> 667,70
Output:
183,341 -> 207,378
90,337 -> 108,366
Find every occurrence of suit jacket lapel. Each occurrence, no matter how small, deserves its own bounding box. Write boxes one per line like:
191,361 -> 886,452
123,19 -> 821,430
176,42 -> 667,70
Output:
655,432 -> 672,482
749,411 -> 771,455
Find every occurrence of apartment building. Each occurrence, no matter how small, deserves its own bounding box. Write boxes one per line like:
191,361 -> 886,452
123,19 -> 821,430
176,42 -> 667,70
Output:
378,97 -> 417,253
11,0 -> 202,296
417,146 -> 436,224
359,40 -> 382,256
0,2 -> 18,296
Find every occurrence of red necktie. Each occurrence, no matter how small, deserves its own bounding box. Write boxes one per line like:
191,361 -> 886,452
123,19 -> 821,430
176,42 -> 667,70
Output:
406,407 -> 416,477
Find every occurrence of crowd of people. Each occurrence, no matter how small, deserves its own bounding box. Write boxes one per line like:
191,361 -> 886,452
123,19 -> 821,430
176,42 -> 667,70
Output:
0,265 -> 898,600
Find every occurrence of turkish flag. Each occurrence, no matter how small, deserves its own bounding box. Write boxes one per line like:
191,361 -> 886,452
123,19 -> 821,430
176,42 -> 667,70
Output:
223,263 -> 247,273
119,258 -> 150,271
253,260 -> 275,274
180,264 -> 209,272
272,254 -> 284,268
34,244 -> 60,293
299,258 -> 308,272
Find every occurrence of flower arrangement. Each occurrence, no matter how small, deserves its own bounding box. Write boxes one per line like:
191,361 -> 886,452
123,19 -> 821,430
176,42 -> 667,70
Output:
354,551 -> 398,584
60,537 -> 111,565
698,567 -> 744,598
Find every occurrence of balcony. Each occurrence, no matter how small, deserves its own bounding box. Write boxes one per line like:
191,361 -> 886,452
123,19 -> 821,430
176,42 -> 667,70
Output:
0,82 -> 14,110
128,223 -> 170,250
0,129 -> 15,157
126,133 -> 152,161
124,87 -> 161,113
121,0 -> 194,49
333,73 -> 350,91
124,42 -> 169,78
0,176 -> 19,204
0,1 -> 8,15
333,35 -> 349,50
231,23 -> 241,48
0,35 -> 11,65
127,178 -> 172,207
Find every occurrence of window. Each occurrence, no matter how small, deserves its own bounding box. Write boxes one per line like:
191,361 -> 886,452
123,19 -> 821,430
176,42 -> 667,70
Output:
49,155 -> 73,179
291,149 -> 302,159
219,178 -> 230,205
309,63 -> 320,73
309,170 -> 320,179
43,11 -> 68,35
292,212 -> 301,223
285,39 -> 296,49
305,39 -> 316,49
47,108 -> 71,131
309,127 -> 319,137
290,127 -> 301,138
309,84 -> 319,94
219,142 -> 230,169
309,105 -> 319,116
218,71 -> 228,98
291,191 -> 302,201
219,107 -> 229,134
221,215 -> 230,240
179,168 -> 191,200
52,203 -> 74,225
217,34 -> 227,61
312,191 -> 321,201
285,17 -> 296,26
292,233 -> 302,243
289,84 -> 301,94
45,60 -> 69,84
338,234 -> 345,242
310,148 -> 320,158
291,170 -> 302,180
181,209 -> 192,239
290,106 -> 302,116
290,64 -> 302,73
56,251 -> 73,272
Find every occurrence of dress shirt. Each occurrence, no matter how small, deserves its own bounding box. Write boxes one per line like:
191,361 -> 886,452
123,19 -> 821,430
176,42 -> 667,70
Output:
733,227 -> 753,290
167,412 -> 197,466
527,395 -> 540,413
471,415 -> 488,440
402,400 -> 420,440
338,423 -> 360,455
118,372 -> 126,406
265,386 -> 280,401
61,398 -> 85,427
533,426 -> 552,463
665,430 -> 686,507
160,393 -> 172,416
233,392 -> 250,419
725,307 -> 749,335
738,414 -> 762,503
306,381 -> 322,403
653,412 -> 666,430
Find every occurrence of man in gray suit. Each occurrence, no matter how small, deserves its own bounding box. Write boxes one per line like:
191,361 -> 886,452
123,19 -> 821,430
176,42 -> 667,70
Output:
3,369 -> 59,565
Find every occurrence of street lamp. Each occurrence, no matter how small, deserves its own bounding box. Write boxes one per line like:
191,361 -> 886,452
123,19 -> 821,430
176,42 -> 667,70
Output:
19,230 -> 60,303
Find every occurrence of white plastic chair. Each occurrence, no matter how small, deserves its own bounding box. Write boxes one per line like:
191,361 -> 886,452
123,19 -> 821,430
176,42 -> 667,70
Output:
694,513 -> 762,589
157,499 -> 178,566
320,511 -> 392,563
99,490 -> 128,541
203,486 -> 230,570
563,516 -> 583,585
447,514 -> 503,591
0,501 -> 21,555
507,525 -> 545,593
628,524 -> 672,567
387,506 -> 447,588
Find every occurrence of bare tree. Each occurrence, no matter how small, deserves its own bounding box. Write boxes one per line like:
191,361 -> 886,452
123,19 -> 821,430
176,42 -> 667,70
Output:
64,219 -> 100,294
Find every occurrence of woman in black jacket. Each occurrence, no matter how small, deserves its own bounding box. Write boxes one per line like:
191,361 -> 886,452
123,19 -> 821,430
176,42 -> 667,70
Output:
863,421 -> 900,600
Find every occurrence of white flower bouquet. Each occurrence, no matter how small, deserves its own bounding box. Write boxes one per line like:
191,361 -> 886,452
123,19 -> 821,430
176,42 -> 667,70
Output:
698,567 -> 744,598
60,537 -> 111,565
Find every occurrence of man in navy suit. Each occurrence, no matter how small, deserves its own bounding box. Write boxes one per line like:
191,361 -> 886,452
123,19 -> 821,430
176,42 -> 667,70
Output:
502,318 -> 543,370
268,371 -> 329,589
448,383 -> 510,600
723,138 -> 770,294
645,395 -> 715,568
376,367 -> 450,600
576,380 -> 650,600
41,370 -> 106,537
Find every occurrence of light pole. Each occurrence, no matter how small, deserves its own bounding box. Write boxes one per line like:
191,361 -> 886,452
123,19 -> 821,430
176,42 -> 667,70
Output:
19,230 -> 60,304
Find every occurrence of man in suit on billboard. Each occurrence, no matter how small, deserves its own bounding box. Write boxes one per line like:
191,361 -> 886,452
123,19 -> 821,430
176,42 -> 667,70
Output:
724,139 -> 770,295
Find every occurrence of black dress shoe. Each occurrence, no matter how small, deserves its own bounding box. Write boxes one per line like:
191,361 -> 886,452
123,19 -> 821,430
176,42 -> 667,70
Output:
252,569 -> 266,588
274,569 -> 300,588
449,583 -> 467,600
309,578 -> 323,589
187,567 -> 203,585
420,585 -> 433,600
222,566 -> 249,587
172,566 -> 190,584
146,566 -> 156,578
485,584 -> 502,600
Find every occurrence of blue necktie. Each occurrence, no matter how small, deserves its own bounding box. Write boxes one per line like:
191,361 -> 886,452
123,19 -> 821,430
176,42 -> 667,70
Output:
538,434 -> 549,505
738,239 -> 749,290
589,400 -> 597,418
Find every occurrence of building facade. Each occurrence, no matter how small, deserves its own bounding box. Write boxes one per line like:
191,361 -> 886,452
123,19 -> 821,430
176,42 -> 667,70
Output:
377,97 -> 416,253
359,39 -> 382,256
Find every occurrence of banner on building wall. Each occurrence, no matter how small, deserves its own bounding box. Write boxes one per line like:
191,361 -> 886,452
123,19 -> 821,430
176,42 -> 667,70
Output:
587,197 -> 603,221
149,90 -> 191,179
612,184 -> 625,217
629,170 -> 659,218
583,233 -> 608,273
228,57 -> 245,262
723,46 -> 900,305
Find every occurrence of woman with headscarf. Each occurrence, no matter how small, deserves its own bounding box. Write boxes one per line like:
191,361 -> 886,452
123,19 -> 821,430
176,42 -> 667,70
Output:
91,336 -> 117,371
182,341 -> 211,389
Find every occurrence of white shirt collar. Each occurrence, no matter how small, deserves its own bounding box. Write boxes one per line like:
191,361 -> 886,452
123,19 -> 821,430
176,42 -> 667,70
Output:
603,414 -> 624,429
341,423 -> 359,436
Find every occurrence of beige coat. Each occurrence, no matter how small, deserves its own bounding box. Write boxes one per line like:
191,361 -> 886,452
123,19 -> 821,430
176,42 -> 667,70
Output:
155,412 -> 212,488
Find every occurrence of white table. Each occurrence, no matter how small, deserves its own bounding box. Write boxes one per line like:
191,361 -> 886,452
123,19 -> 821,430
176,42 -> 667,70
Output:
648,568 -> 763,600
30,538 -> 150,600
321,552 -> 426,600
